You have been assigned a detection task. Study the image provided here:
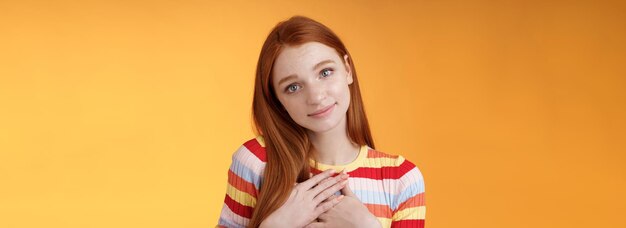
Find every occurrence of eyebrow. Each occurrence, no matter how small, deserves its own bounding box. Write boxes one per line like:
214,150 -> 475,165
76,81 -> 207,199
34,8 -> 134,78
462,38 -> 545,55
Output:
277,59 -> 336,86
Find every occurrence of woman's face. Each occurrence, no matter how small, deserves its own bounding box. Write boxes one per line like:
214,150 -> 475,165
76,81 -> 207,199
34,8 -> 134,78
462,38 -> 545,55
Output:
272,42 -> 353,134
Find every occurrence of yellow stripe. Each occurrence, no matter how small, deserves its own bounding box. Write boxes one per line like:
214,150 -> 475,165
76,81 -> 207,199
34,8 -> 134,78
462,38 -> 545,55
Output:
392,206 -> 426,220
255,135 -> 265,147
361,156 -> 406,168
377,217 -> 392,228
309,144 -> 369,172
226,183 -> 257,207
261,135 -> 405,171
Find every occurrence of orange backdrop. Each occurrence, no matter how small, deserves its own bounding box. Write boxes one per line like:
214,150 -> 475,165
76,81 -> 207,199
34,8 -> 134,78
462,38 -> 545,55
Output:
1,0 -> 624,227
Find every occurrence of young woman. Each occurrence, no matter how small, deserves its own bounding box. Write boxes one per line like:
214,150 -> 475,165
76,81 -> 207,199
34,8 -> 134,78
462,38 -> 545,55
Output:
217,16 -> 426,228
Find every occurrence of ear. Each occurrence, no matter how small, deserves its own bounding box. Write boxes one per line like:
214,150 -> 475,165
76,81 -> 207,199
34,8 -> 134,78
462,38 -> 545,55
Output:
343,54 -> 353,85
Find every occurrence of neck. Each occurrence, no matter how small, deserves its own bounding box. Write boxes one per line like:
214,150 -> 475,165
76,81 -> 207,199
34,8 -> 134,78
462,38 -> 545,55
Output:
307,117 -> 360,165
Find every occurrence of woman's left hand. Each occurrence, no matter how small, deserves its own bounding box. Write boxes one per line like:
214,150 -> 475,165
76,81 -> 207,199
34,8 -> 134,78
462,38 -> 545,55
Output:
305,173 -> 382,228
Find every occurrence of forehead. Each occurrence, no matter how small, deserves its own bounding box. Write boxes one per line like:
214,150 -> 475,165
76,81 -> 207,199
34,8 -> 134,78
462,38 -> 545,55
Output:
272,42 -> 341,82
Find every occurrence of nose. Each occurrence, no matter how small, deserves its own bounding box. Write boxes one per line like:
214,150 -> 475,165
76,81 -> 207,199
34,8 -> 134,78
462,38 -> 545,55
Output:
306,81 -> 326,105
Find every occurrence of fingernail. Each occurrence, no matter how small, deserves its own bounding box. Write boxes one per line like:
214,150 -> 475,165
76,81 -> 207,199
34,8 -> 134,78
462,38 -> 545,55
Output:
337,195 -> 345,200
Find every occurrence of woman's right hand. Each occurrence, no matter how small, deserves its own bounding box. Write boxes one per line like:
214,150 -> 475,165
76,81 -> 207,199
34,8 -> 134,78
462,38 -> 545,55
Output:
260,169 -> 349,228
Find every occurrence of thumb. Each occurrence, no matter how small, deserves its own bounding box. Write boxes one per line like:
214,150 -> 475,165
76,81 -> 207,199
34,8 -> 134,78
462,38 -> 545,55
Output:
340,184 -> 356,197
340,177 -> 356,197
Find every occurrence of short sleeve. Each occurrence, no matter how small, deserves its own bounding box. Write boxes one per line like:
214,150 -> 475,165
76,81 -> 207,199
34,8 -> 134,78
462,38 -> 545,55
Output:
216,143 -> 266,228
391,157 -> 426,228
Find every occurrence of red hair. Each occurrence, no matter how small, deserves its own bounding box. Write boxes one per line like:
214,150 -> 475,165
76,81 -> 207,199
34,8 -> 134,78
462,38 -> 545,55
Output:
249,15 -> 375,228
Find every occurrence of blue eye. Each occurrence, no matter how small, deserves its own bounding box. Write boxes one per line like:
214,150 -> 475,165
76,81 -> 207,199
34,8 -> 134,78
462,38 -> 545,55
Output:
286,84 -> 300,93
320,68 -> 333,77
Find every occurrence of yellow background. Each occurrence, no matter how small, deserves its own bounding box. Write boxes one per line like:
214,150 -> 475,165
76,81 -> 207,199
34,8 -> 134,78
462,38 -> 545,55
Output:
1,0 -> 624,227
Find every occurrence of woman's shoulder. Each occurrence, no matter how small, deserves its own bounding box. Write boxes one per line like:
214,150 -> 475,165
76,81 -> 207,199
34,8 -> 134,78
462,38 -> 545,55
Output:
230,136 -> 267,167
363,147 -> 424,181
227,136 -> 267,191
365,147 -> 414,168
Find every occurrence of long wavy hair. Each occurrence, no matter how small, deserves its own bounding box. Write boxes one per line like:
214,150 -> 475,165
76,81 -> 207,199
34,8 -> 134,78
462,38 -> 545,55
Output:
249,15 -> 375,228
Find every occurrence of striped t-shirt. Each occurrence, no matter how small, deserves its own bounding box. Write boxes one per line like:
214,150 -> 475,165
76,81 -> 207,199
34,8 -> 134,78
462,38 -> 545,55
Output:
217,136 -> 426,228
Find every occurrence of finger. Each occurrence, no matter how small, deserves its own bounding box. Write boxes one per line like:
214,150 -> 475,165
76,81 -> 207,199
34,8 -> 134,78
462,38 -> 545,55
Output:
318,212 -> 329,221
340,179 -> 357,198
310,171 -> 348,196
314,174 -> 335,188
298,169 -> 336,190
314,195 -> 345,216
304,222 -> 324,228
313,179 -> 348,204
321,194 -> 341,203
310,177 -> 330,191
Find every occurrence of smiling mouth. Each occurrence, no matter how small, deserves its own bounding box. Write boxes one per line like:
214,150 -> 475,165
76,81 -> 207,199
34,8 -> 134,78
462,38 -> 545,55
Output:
308,103 -> 336,116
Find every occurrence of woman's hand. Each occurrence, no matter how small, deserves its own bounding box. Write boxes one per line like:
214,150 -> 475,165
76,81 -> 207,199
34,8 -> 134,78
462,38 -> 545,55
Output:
260,169 -> 349,228
305,171 -> 382,228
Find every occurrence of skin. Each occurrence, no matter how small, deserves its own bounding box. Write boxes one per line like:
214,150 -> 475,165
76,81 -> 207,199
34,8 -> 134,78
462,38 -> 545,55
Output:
272,41 -> 360,166
306,171 -> 382,228
262,42 -> 382,228
260,169 -> 349,228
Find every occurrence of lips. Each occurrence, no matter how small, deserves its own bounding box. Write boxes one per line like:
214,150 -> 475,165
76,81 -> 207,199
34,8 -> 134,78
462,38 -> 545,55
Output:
308,103 -> 336,116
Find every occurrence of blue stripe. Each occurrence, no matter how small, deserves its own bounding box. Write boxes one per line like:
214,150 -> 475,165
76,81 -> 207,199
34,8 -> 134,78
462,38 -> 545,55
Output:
229,156 -> 262,190
354,190 -> 391,205
329,179 -> 424,210
391,180 -> 425,210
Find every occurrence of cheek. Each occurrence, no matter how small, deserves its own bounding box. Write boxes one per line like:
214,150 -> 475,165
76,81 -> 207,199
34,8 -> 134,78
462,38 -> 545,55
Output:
342,88 -> 352,104
281,99 -> 304,116
330,82 -> 351,100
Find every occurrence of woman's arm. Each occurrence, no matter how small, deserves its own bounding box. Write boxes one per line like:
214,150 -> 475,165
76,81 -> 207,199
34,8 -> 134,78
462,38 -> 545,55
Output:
217,144 -> 264,228
391,157 -> 426,227
216,142 -> 346,228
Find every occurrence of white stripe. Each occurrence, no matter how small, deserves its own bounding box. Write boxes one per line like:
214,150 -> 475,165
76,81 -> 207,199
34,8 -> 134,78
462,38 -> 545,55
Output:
232,144 -> 265,178
347,168 -> 424,195
397,167 -> 424,194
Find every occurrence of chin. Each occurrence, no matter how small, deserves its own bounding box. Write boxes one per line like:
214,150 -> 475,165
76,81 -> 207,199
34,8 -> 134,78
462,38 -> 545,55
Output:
302,119 -> 341,133
306,126 -> 333,133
